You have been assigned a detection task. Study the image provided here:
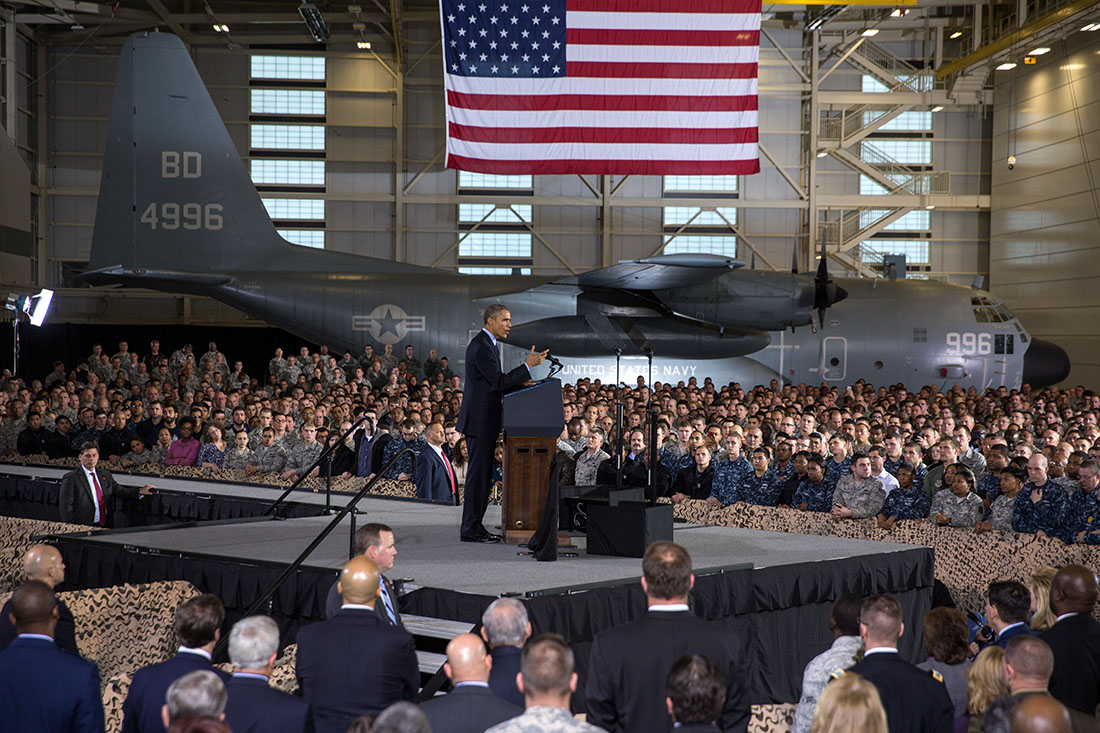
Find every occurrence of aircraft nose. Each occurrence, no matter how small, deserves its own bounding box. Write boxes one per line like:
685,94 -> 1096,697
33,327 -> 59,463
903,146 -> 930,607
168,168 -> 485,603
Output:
1022,338 -> 1070,387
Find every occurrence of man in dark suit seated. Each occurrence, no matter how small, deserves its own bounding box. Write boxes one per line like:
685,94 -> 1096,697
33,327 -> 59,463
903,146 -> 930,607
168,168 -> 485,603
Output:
1041,564 -> 1100,715
123,593 -> 231,733
0,580 -> 104,733
324,522 -> 403,628
0,544 -> 78,655
59,442 -> 154,527
665,655 -> 728,733
224,615 -> 313,733
419,632 -> 522,733
585,541 -> 749,733
297,556 -> 418,733
161,670 -> 227,730
456,304 -> 547,542
595,429 -> 671,496
843,594 -> 954,733
481,597 -> 531,708
416,421 -> 459,503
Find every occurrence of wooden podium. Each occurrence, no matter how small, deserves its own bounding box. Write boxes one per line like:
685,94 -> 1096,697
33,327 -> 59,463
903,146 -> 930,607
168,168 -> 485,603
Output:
501,378 -> 564,544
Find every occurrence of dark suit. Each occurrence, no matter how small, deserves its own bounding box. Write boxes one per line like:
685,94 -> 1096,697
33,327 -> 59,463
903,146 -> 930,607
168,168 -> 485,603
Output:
595,451 -> 671,496
455,328 -> 530,537
488,645 -> 524,708
419,683 -> 523,733
58,465 -> 142,527
0,635 -> 104,733
992,622 -> 1035,649
323,577 -> 403,628
122,651 -> 232,733
1041,613 -> 1100,714
296,608 -> 418,733
0,597 -> 79,656
585,609 -> 749,733
846,650 -> 953,733
225,674 -> 315,733
417,445 -> 457,503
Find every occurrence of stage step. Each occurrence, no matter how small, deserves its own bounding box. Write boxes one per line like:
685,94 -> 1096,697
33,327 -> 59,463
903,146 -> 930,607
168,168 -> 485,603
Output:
417,650 -> 446,675
403,613 -> 474,641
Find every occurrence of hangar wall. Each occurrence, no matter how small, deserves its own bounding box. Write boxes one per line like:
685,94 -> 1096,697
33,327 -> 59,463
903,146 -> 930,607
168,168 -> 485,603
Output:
18,22 -> 989,333
989,31 -> 1100,389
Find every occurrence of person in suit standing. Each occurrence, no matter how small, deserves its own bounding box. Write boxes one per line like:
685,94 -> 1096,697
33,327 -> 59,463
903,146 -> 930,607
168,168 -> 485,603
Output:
0,544 -> 78,655
0,580 -> 104,733
324,523 -> 403,628
59,442 -> 154,527
456,304 -> 547,542
224,615 -> 313,733
842,594 -> 954,733
416,421 -> 458,503
123,594 -> 231,733
419,632 -> 522,733
1040,563 -> 1100,715
664,655 -> 729,733
585,541 -> 749,733
481,597 -> 531,708
297,556 -> 418,733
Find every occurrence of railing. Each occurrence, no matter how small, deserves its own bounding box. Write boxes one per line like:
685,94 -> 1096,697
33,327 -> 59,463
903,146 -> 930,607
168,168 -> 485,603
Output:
858,144 -> 951,195
263,416 -> 370,517
211,443 -> 419,659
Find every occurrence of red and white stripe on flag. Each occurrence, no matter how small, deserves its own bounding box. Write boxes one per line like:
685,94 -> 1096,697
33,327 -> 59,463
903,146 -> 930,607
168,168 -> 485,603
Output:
440,0 -> 762,176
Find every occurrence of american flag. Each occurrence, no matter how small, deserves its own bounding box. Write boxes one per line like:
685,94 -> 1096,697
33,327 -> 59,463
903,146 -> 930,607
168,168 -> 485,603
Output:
440,0 -> 761,175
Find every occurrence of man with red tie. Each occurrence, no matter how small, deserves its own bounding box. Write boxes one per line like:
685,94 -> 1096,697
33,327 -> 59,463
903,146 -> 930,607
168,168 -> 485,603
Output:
59,442 -> 153,527
416,422 -> 459,504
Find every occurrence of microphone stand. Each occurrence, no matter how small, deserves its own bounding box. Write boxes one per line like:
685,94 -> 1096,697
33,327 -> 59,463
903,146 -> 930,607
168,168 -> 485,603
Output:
613,347 -> 624,493
646,348 -> 657,506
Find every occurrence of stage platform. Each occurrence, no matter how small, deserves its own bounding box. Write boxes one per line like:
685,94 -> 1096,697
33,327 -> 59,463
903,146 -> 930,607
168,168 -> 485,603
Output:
42,493 -> 935,704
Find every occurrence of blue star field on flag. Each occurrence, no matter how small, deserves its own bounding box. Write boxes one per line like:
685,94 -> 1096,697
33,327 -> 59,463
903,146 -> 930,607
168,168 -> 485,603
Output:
442,0 -> 567,78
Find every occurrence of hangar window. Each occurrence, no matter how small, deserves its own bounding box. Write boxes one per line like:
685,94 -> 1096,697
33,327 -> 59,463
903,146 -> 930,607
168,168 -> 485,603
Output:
250,124 -> 325,151
262,199 -> 325,221
458,172 -> 533,191
458,204 -> 532,225
251,159 -> 325,186
459,232 -> 532,258
456,173 -> 533,273
277,229 -> 325,249
861,139 -> 931,165
250,56 -> 326,81
663,207 -> 738,227
251,89 -> 325,116
859,209 -> 930,232
860,240 -> 929,265
459,267 -> 533,275
663,235 -> 738,258
664,176 -> 739,193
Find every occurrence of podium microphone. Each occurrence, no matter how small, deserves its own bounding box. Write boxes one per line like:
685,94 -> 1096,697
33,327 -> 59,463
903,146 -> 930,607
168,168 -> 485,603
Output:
546,354 -> 563,369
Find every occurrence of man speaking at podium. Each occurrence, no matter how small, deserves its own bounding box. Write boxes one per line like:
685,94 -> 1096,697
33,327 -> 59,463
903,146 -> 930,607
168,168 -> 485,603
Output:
457,304 -> 547,543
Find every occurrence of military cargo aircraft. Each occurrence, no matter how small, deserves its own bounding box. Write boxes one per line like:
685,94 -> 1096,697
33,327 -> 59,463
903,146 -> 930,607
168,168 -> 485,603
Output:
85,33 -> 1069,390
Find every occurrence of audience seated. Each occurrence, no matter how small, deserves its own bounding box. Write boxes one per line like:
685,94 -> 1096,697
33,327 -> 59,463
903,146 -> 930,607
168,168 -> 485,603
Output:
296,556 -> 417,733
0,544 -> 78,655
224,615 -> 313,733
123,594 -> 231,733
0,581 -> 104,733
418,632 -> 522,733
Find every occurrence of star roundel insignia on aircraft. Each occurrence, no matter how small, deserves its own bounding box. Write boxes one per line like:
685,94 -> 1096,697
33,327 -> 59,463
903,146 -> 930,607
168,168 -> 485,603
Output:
352,304 -> 427,345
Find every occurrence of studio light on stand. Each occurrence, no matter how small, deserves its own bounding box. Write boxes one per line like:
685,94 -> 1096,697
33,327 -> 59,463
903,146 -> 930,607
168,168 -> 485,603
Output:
4,288 -> 54,376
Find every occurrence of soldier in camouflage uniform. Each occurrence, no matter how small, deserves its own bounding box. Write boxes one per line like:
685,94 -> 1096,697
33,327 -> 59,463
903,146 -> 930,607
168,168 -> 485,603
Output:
222,431 -> 253,472
120,436 -> 159,468
248,428 -> 288,476
792,596 -> 863,733
930,465 -> 985,528
267,348 -> 287,383
402,345 -> 423,380
831,454 -> 885,519
0,399 -> 27,458
281,424 -> 323,482
876,463 -> 931,529
381,419 -> 424,480
979,465 -> 1025,533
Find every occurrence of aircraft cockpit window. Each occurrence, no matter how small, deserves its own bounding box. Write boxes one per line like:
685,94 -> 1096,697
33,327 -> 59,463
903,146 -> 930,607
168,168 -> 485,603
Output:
971,297 -> 1013,323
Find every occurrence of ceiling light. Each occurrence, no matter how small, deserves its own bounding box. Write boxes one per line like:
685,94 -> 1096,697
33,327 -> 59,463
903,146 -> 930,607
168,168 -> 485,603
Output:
357,41 -> 371,49
890,9 -> 909,17
996,62 -> 1017,70
1028,47 -> 1051,55
931,105 -> 944,112
298,1 -> 330,43
861,28 -> 879,37
816,150 -> 829,158
212,23 -> 229,32
949,30 -> 963,39
1081,23 -> 1100,31
925,205 -> 935,210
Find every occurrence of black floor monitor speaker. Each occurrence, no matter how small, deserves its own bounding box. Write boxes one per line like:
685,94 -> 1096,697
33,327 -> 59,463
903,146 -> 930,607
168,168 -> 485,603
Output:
586,502 -> 674,558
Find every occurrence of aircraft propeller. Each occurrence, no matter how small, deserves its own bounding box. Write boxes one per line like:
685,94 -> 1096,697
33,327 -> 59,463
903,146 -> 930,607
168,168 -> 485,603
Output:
812,238 -> 847,330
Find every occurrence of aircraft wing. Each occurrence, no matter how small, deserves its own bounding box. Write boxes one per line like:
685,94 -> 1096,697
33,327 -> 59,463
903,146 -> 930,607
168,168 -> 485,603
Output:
555,253 -> 744,290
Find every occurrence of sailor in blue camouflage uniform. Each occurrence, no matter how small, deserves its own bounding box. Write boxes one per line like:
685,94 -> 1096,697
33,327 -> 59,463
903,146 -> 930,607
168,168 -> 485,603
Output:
381,418 -> 425,480
902,443 -> 928,496
731,447 -> 784,506
882,436 -> 906,478
1012,454 -> 1069,537
662,420 -> 695,486
771,439 -> 796,482
876,463 -> 930,529
1061,458 -> 1100,544
824,435 -> 852,491
706,433 -> 753,507
794,455 -> 835,512
977,445 -> 1011,502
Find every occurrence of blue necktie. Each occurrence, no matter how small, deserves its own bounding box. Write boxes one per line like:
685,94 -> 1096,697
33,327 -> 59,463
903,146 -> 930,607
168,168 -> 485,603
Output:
378,579 -> 396,624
